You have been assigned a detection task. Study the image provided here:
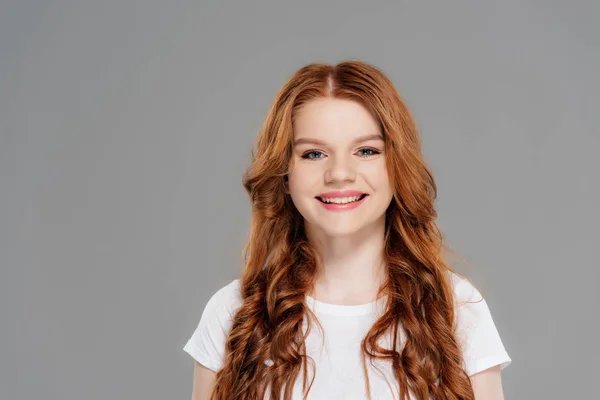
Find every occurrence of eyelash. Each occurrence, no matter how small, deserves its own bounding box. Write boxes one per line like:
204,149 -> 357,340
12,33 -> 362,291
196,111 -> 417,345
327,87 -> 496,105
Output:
301,148 -> 381,160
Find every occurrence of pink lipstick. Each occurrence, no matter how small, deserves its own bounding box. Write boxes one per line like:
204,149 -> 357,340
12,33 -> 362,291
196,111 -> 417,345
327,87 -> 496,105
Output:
315,190 -> 368,212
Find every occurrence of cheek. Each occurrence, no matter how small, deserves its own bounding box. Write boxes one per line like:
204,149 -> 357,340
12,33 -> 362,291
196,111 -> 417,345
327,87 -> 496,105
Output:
362,161 -> 391,190
287,164 -> 319,195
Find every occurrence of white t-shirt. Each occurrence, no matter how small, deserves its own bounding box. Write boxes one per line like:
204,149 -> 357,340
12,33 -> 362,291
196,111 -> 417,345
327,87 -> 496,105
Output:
183,272 -> 511,399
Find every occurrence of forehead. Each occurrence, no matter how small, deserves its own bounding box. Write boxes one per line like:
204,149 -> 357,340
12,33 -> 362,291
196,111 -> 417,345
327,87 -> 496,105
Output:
293,97 -> 381,140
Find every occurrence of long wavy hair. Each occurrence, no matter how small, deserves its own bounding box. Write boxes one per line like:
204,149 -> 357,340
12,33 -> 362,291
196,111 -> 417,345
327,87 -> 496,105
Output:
210,60 -> 475,400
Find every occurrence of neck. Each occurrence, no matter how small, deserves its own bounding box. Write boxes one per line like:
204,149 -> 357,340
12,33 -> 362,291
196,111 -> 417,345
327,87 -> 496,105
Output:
305,218 -> 387,305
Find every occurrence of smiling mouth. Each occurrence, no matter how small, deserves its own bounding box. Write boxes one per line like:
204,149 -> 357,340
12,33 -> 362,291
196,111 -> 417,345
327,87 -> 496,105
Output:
315,194 -> 368,204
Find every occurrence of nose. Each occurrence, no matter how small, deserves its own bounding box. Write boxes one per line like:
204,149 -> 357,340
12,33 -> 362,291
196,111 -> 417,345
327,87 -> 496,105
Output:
324,154 -> 356,184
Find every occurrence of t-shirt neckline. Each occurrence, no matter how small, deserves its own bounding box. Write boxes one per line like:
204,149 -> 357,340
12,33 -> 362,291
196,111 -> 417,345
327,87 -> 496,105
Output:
305,294 -> 387,316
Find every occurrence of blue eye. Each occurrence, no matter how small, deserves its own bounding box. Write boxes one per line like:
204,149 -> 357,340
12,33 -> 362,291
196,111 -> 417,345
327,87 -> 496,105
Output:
302,151 -> 324,160
357,148 -> 380,157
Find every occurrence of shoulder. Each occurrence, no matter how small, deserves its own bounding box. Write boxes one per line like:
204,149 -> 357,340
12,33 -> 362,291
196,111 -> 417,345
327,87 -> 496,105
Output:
183,279 -> 243,371
446,270 -> 512,376
447,270 -> 490,335
448,270 -> 484,306
206,278 -> 243,310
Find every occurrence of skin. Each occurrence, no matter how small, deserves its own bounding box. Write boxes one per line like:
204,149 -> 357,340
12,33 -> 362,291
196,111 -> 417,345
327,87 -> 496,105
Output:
287,97 -> 394,305
190,97 -> 505,399
191,362 -> 216,400
471,365 -> 505,399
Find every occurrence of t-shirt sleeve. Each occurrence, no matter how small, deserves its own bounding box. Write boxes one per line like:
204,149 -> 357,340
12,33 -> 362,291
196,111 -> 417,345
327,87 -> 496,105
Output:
183,279 -> 242,372
452,274 -> 512,377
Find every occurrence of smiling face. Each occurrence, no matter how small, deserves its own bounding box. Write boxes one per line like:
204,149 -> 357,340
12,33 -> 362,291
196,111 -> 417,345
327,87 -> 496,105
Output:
287,97 -> 394,238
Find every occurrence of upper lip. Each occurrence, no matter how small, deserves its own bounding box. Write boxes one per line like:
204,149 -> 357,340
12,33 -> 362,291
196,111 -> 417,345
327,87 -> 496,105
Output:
316,190 -> 367,198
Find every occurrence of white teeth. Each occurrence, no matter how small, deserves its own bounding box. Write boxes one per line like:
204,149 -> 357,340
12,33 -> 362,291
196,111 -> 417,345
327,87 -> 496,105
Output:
321,195 -> 363,204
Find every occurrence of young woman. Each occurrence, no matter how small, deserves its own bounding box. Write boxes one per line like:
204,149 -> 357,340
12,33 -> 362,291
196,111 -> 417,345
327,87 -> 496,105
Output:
183,60 -> 511,399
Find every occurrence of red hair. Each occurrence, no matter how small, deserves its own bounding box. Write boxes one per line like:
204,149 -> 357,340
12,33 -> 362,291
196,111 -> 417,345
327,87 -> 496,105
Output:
210,60 -> 474,399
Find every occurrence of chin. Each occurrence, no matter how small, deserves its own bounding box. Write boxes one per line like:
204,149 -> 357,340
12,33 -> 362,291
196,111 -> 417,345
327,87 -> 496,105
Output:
310,220 -> 365,238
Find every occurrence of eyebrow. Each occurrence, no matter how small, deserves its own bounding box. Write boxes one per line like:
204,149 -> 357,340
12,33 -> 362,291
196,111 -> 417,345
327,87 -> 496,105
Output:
293,133 -> 384,146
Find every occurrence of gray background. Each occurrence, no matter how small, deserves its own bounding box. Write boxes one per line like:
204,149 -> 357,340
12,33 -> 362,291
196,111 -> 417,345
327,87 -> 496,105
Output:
1,1 -> 598,399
